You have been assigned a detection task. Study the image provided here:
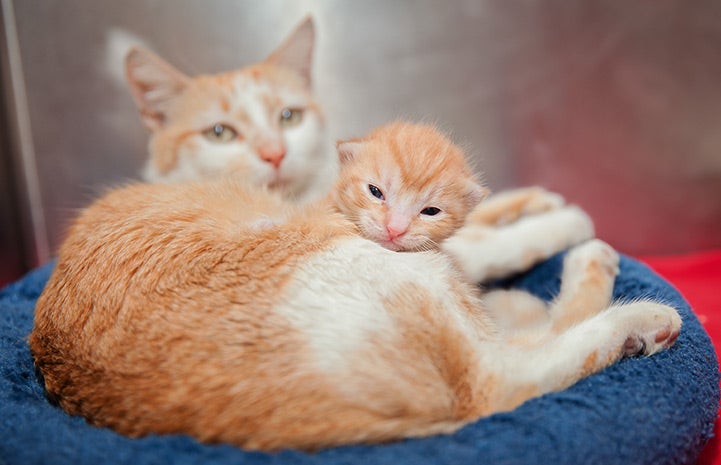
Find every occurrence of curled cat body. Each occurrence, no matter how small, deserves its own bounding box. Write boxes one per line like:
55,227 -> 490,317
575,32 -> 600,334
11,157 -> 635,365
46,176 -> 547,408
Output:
30,121 -> 681,450
125,18 -> 335,204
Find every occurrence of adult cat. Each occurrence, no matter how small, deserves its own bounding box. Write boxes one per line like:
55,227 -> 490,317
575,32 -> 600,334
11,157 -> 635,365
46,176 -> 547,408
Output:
125,17 -> 335,204
29,122 -> 680,450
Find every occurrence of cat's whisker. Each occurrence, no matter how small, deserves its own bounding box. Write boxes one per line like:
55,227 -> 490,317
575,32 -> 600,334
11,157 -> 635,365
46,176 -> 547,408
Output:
407,237 -> 439,254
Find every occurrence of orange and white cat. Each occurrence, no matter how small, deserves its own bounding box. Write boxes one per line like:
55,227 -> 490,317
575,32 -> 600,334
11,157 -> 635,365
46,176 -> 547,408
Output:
125,18 -> 335,203
30,122 -> 681,451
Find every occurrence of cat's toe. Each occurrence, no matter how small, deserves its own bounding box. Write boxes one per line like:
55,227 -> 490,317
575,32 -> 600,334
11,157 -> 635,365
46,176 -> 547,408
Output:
522,188 -> 566,215
565,239 -> 620,280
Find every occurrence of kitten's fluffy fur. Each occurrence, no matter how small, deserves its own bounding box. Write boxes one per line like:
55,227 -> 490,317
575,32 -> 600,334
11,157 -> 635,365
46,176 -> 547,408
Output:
125,18 -> 335,203
29,122 -> 681,451
332,122 -> 486,251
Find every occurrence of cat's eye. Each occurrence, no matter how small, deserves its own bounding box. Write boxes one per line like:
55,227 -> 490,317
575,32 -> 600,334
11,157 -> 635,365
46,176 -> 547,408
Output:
279,107 -> 304,127
368,184 -> 385,200
421,207 -> 441,216
202,123 -> 238,143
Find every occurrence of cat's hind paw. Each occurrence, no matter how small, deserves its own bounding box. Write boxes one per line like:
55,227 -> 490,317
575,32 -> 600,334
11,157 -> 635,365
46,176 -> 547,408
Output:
619,302 -> 682,357
563,239 -> 620,284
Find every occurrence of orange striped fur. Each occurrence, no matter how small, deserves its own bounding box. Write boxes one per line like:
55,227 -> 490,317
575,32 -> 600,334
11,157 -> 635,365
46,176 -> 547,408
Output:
331,122 -> 487,251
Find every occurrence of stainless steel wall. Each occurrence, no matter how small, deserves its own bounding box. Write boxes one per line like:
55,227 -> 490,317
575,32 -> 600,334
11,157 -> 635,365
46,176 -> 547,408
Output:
2,0 -> 720,284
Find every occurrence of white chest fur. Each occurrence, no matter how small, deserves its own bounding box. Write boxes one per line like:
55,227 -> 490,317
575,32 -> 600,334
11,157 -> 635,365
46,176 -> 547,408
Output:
274,237 -> 459,372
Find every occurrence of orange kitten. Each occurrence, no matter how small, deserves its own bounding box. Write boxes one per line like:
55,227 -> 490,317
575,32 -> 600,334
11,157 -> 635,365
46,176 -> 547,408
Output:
29,122 -> 680,451
330,122 -> 486,251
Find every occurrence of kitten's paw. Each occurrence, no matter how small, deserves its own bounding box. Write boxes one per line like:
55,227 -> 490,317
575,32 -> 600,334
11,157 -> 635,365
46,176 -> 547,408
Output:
564,239 -> 620,281
619,303 -> 682,356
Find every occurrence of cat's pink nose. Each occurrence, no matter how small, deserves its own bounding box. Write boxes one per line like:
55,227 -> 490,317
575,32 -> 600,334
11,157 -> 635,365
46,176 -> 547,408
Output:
259,146 -> 286,169
386,224 -> 407,240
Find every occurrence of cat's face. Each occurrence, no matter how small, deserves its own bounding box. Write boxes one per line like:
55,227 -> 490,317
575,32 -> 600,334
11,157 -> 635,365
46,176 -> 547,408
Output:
125,18 -> 333,201
142,65 -> 327,194
332,122 -> 487,252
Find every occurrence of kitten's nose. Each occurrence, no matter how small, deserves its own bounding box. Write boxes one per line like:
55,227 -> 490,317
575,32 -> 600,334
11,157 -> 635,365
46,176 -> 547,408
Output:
386,224 -> 407,240
259,145 -> 286,169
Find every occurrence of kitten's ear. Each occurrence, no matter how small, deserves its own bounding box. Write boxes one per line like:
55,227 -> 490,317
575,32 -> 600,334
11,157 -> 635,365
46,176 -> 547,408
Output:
125,47 -> 190,130
464,181 -> 489,209
336,139 -> 364,165
266,16 -> 315,85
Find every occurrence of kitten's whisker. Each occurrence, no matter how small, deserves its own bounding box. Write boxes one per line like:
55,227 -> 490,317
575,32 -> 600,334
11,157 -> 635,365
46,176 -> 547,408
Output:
428,237 -> 440,247
414,238 -> 439,253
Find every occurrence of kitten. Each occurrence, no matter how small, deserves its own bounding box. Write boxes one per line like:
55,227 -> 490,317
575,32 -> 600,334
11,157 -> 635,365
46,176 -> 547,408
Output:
29,122 -> 681,451
330,122 -> 487,252
125,17 -> 336,204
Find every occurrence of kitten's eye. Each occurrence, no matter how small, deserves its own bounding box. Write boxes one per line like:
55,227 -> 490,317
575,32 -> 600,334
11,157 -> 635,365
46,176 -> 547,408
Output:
202,123 -> 238,143
368,184 -> 385,200
421,207 -> 441,216
279,107 -> 304,127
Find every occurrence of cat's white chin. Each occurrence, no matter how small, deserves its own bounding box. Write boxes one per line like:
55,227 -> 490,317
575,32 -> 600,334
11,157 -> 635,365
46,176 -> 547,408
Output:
379,242 -> 402,252
376,239 -> 406,252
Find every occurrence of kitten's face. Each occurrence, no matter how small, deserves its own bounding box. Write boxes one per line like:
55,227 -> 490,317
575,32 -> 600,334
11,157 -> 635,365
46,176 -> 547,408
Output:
333,122 -> 487,252
126,18 -> 333,202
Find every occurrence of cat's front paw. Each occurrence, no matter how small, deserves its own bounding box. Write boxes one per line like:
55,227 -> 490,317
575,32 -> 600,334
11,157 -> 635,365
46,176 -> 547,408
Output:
619,302 -> 682,357
466,187 -> 568,227
520,187 -> 566,216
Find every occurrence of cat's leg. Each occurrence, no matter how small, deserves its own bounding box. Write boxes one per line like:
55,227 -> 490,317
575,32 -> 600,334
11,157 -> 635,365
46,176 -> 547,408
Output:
475,300 -> 682,415
485,239 -> 620,343
466,186 -> 565,226
548,239 -> 620,333
483,289 -> 549,333
442,186 -> 594,282
442,206 -> 594,282
469,240 -> 676,415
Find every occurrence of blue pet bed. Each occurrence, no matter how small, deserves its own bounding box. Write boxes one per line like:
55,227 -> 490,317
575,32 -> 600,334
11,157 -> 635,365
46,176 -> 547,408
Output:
1,254 -> 718,465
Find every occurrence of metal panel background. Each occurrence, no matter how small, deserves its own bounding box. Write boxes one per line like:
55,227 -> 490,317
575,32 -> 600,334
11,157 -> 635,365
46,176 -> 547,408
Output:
2,0 -> 720,284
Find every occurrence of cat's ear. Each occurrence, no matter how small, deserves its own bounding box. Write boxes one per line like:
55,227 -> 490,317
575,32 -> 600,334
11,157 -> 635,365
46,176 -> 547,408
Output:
336,139 -> 364,165
265,16 -> 315,85
125,47 -> 190,130
464,181 -> 489,209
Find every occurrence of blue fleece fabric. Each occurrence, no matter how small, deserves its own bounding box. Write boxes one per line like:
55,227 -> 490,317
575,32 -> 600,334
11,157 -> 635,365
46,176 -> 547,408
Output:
0,254 -> 718,465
